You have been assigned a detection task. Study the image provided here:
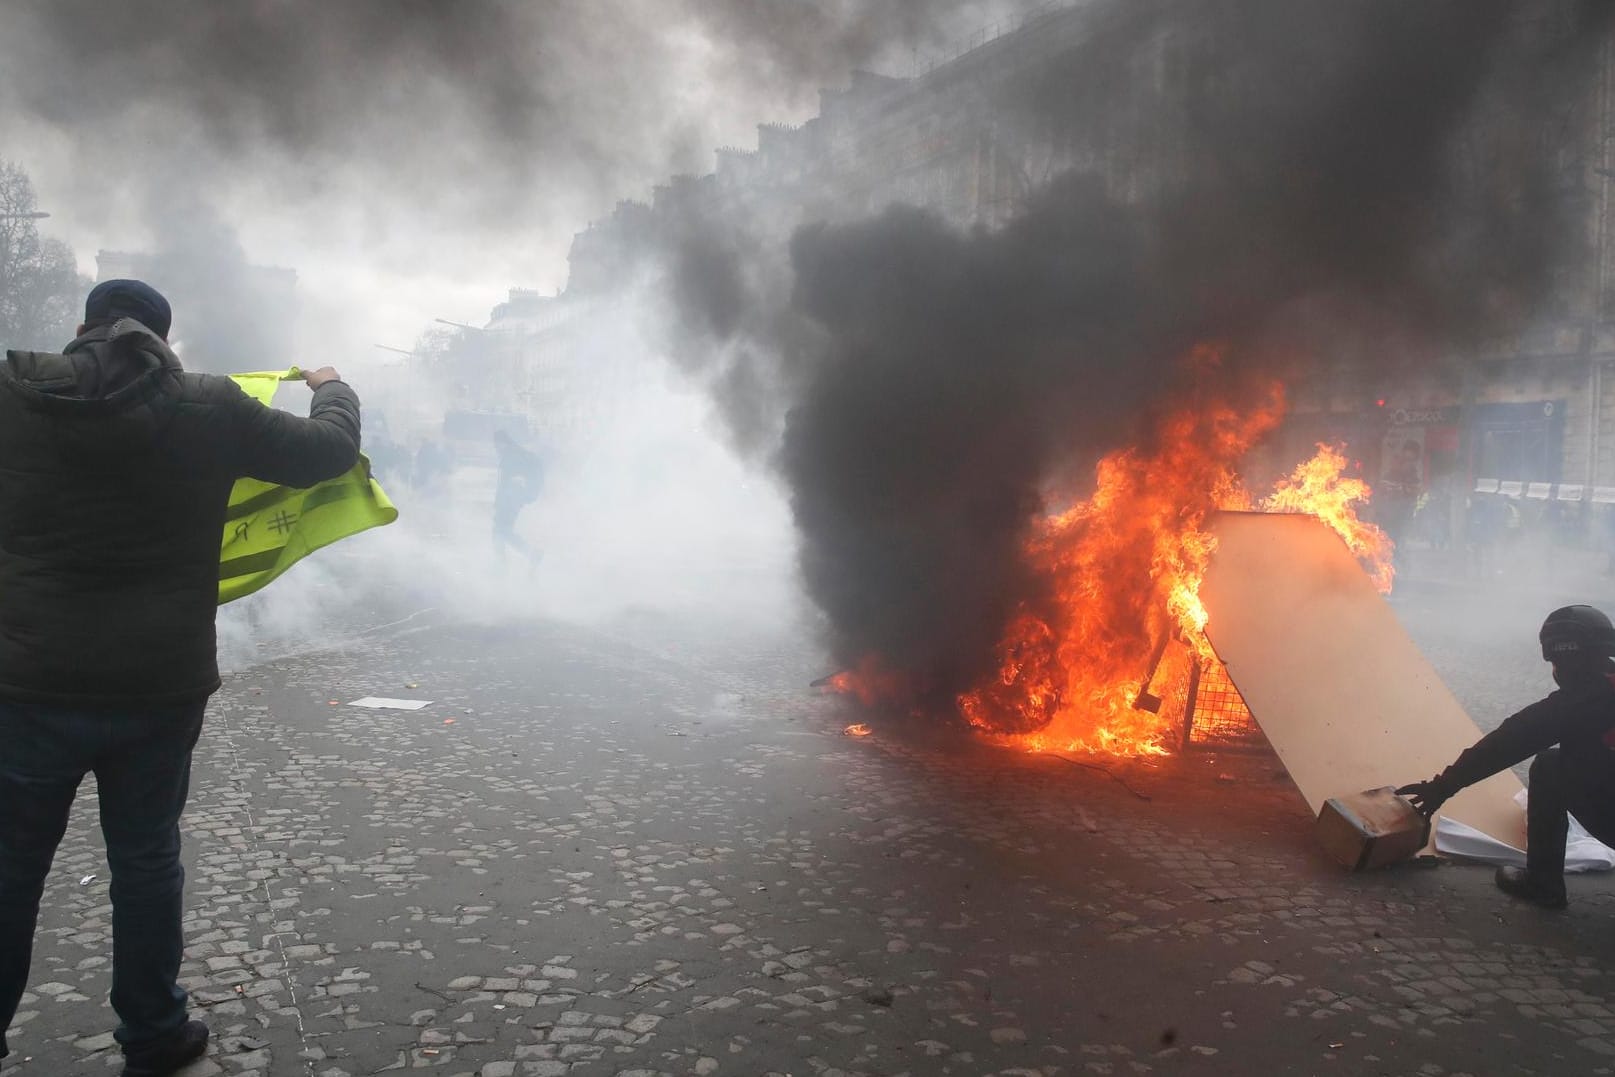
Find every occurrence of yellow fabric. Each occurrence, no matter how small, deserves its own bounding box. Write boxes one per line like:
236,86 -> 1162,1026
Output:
219,368 -> 397,604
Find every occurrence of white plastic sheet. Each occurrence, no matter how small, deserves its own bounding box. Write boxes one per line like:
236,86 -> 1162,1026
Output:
347,697 -> 433,710
1434,789 -> 1615,873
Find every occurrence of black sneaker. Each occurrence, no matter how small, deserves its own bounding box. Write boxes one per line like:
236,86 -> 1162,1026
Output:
121,1020 -> 209,1077
1495,866 -> 1569,909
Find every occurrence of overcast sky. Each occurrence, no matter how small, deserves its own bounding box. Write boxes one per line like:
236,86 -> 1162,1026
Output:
0,0 -> 1037,363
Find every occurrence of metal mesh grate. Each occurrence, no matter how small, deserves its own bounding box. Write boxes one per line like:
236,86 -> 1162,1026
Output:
1184,656 -> 1264,747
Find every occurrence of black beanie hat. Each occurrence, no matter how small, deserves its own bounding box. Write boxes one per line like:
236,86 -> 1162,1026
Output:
84,279 -> 172,339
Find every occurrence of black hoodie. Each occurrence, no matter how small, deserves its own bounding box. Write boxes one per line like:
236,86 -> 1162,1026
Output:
0,318 -> 360,707
1439,663 -> 1615,796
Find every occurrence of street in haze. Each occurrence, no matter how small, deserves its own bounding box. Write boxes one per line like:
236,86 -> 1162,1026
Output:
7,595 -> 1615,1076
4,4 -> 1615,1077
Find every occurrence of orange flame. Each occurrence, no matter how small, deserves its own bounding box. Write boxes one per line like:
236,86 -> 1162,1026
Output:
1261,443 -> 1394,593
821,656 -> 910,708
957,372 -> 1284,755
824,350 -> 1393,759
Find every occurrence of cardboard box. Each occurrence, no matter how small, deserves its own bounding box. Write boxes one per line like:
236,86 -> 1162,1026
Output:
1316,786 -> 1430,871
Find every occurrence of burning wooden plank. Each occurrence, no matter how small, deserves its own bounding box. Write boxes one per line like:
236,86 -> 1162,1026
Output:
1200,510 -> 1524,849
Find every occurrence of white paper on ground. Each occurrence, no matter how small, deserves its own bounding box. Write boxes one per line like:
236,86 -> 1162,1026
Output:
348,697 -> 433,710
1434,789 -> 1615,873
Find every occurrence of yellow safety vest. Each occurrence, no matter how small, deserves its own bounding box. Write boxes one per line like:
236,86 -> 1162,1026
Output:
219,368 -> 398,603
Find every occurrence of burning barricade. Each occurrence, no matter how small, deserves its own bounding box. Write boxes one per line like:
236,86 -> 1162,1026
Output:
818,357 -> 1533,861
822,348 -> 1392,761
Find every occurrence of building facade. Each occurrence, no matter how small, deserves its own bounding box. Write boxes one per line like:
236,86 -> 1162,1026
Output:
484,2 -> 1615,544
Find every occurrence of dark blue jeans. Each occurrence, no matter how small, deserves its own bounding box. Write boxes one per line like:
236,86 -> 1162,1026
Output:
0,699 -> 204,1057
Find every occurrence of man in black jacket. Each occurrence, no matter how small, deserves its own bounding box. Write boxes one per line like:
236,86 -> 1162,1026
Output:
0,280 -> 361,1075
1399,604 -> 1615,910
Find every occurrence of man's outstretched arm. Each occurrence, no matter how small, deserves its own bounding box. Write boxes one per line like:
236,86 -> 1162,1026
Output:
229,366 -> 361,488
1399,696 -> 1571,816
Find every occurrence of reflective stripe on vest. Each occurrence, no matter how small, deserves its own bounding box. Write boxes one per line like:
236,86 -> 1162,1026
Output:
219,368 -> 398,604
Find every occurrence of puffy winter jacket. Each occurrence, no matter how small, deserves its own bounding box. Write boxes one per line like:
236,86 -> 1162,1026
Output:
0,318 -> 360,706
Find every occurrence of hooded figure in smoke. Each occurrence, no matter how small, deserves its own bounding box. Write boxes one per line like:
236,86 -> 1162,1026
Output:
492,428 -> 544,569
1400,606 -> 1615,909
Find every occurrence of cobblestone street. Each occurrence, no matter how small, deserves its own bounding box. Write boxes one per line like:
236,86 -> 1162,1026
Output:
9,600 -> 1615,1076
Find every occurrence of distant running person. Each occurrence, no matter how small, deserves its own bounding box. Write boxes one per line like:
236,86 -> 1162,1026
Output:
491,429 -> 543,568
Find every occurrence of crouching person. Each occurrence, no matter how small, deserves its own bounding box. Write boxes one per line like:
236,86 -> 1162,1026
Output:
1399,605 -> 1615,910
0,282 -> 360,1074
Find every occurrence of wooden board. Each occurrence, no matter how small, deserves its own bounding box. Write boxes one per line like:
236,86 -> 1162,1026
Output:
1200,511 -> 1525,848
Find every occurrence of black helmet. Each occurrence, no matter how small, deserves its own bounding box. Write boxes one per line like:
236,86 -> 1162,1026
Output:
1539,605 -> 1615,662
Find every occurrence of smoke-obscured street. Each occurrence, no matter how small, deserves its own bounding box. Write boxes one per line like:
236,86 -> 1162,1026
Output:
6,2 -> 1615,1075
1,595 -> 1611,1076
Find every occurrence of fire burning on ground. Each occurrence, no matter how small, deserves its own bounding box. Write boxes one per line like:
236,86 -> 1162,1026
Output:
825,348 -> 1393,757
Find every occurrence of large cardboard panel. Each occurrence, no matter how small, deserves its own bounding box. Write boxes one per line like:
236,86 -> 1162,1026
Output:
1200,511 -> 1525,848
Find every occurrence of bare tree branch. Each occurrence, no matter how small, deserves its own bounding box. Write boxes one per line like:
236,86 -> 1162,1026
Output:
0,160 -> 86,350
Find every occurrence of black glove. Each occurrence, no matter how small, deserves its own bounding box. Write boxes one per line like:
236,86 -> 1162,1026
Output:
1396,775 -> 1458,818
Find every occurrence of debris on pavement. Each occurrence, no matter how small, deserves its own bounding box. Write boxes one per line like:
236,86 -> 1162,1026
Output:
862,986 -> 895,1007
348,697 -> 434,710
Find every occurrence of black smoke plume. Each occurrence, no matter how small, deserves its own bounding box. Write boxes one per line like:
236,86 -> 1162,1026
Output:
1,0 -> 1037,366
647,0 -> 1613,711
0,0 -> 1028,232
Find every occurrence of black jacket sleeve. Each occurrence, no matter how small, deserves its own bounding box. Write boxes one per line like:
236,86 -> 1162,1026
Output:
228,380 -> 362,488
1440,693 -> 1575,790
